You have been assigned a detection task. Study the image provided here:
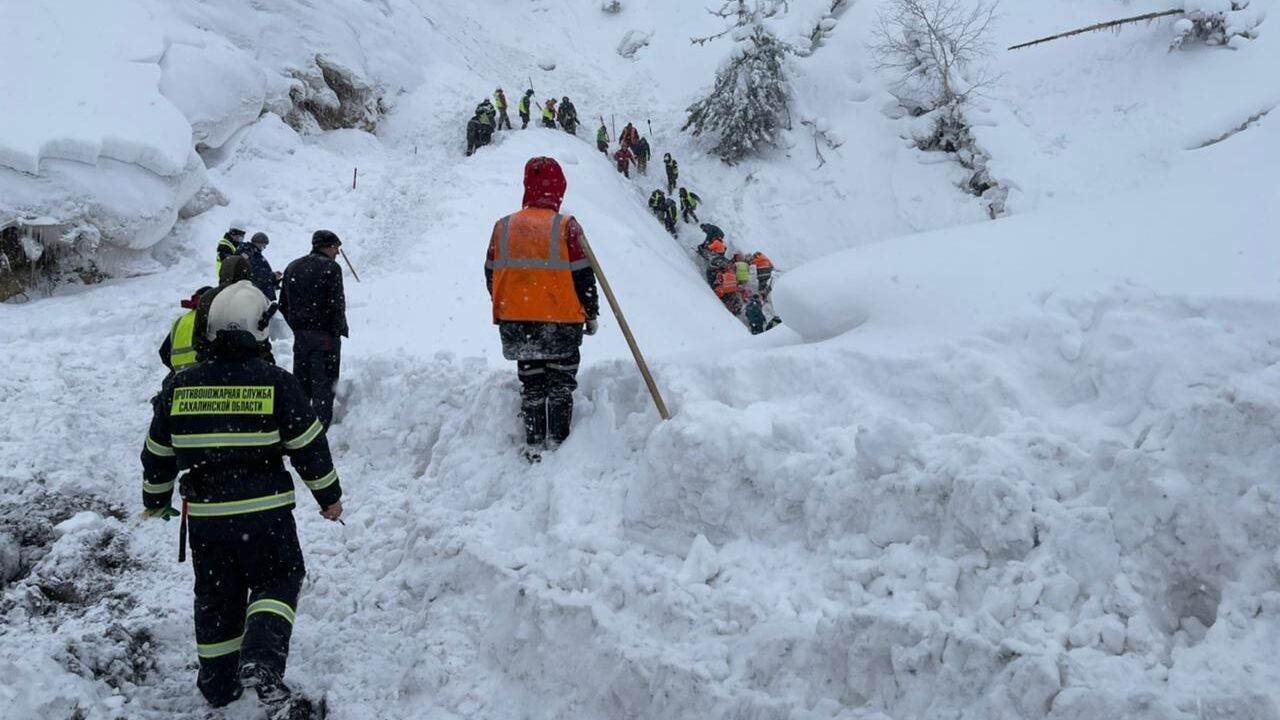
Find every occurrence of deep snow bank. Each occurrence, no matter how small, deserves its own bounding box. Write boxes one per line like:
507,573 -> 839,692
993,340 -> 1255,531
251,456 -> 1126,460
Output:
774,114 -> 1280,348
0,0 -> 439,260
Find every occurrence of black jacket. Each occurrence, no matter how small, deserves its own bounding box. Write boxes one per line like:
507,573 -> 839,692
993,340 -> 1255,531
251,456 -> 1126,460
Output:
141,334 -> 342,518
281,251 -> 348,338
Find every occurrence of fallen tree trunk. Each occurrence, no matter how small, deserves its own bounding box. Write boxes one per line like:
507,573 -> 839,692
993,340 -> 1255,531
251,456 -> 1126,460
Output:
1008,9 -> 1183,51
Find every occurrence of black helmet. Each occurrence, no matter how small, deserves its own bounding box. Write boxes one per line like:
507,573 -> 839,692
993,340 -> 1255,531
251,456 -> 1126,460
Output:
525,88 -> 534,95
664,153 -> 672,161
562,96 -> 570,104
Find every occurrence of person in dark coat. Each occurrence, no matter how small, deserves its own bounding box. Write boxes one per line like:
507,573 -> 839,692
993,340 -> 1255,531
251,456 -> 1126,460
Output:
466,116 -> 482,156
633,136 -> 651,175
662,197 -> 679,237
238,232 -> 279,301
557,96 -> 579,134
280,230 -> 349,427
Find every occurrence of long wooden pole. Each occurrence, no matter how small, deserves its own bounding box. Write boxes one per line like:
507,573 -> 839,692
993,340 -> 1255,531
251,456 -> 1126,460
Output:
579,236 -> 671,420
339,248 -> 361,283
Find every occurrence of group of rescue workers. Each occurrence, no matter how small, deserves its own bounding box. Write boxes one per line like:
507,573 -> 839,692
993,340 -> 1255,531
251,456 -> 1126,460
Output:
692,224 -> 780,335
140,78 -> 783,719
467,88 -> 582,155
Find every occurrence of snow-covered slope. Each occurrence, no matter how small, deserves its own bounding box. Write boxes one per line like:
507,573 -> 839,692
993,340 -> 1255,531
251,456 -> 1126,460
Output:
4,1 -> 1280,719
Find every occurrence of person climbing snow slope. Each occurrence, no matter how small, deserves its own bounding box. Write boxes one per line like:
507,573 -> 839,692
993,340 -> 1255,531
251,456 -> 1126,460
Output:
485,157 -> 600,462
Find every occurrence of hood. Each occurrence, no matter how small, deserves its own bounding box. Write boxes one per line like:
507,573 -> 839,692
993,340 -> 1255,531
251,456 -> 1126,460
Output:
522,157 -> 566,211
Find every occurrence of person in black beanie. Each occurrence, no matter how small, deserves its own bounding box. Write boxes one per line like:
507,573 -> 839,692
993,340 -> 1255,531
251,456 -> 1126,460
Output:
280,230 -> 349,427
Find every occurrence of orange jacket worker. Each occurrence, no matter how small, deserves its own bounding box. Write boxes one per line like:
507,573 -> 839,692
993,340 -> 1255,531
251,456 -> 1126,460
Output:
485,157 -> 600,461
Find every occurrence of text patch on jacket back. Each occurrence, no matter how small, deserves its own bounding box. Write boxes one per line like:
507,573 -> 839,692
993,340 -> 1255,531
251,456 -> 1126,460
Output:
172,386 -> 276,416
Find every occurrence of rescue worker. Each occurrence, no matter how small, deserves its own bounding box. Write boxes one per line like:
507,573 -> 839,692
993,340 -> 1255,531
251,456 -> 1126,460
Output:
465,114 -> 483,157
519,89 -> 534,129
663,153 -> 679,195
158,286 -> 212,373
662,196 -> 679,237
542,98 -> 558,129
633,136 -> 651,175
485,157 -> 599,461
697,236 -> 728,284
238,232 -> 279,301
194,255 -> 275,366
733,253 -> 751,285
596,123 -> 609,154
280,231 -> 349,428
614,145 -> 633,178
678,187 -> 701,224
714,265 -> 741,314
494,88 -> 512,130
619,122 -> 639,151
557,96 -> 579,134
475,98 -> 496,126
751,251 -> 774,298
216,224 -> 245,278
475,99 -> 496,147
648,190 -> 667,219
141,280 -> 343,716
699,223 -> 726,244
742,289 -> 767,334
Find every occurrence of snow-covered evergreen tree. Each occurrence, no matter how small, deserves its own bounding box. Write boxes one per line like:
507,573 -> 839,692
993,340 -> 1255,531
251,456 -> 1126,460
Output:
683,26 -> 791,163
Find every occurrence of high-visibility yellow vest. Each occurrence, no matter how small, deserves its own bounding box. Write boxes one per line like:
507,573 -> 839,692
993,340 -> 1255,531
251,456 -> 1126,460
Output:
169,311 -> 199,370
735,261 -> 750,283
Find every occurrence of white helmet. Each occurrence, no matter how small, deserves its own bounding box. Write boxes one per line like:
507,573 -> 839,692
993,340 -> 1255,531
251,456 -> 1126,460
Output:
206,280 -> 271,342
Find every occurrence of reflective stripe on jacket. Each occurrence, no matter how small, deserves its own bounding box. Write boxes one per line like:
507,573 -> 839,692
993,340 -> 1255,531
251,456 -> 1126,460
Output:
487,208 -> 589,324
169,311 -> 199,370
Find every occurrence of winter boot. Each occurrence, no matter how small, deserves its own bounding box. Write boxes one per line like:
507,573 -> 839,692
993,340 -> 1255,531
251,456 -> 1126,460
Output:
240,661 -> 291,708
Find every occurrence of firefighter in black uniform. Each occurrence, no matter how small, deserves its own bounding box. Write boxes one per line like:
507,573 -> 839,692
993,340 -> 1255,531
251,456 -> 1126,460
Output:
280,230 -> 349,427
141,281 -> 344,716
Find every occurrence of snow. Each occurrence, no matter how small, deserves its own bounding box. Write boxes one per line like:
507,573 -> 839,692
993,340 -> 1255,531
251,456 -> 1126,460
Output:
4,0 -> 1280,718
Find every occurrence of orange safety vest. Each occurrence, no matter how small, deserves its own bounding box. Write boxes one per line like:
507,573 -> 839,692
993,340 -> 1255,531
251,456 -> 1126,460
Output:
751,252 -> 773,270
489,208 -> 588,324
715,269 -> 738,297
708,238 -> 726,255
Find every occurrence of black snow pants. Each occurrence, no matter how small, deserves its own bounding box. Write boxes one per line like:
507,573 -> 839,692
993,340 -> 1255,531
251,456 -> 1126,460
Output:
293,329 -> 341,427
191,510 -> 305,707
517,348 -> 580,447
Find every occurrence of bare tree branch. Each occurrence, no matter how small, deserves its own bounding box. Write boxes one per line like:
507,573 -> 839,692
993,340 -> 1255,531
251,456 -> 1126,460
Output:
870,0 -> 998,110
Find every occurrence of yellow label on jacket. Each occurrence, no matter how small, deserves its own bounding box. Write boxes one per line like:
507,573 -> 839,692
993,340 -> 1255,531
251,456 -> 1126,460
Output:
172,386 -> 275,415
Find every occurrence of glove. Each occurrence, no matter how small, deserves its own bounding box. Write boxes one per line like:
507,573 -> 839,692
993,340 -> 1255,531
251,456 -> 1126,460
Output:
143,506 -> 181,521
585,318 -> 599,336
